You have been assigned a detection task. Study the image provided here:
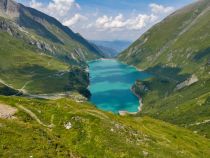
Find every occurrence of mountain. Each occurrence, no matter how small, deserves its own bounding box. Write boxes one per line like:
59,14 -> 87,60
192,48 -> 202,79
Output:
91,40 -> 132,57
0,0 -> 103,96
118,0 -> 210,137
0,0 -> 102,63
0,0 -> 210,157
91,44 -> 118,58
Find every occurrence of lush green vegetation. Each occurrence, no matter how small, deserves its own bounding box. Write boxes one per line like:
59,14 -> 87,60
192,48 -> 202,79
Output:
0,0 -> 103,96
119,0 -> 210,78
118,0 -> 210,138
0,32 -> 90,95
132,78 -> 210,138
0,96 -> 209,157
18,7 -> 102,62
0,0 -> 209,157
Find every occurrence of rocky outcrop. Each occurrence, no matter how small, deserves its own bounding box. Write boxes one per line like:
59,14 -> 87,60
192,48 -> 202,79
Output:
64,122 -> 72,130
0,18 -> 55,54
0,0 -> 19,18
0,19 -> 19,36
175,74 -> 198,90
29,40 -> 54,53
132,80 -> 149,97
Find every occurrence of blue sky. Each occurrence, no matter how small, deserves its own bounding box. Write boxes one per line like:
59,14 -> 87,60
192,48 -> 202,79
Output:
17,0 -> 194,41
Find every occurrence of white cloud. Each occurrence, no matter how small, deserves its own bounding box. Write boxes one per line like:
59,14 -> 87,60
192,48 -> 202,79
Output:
25,1 -> 176,40
30,0 -> 43,8
28,0 -> 87,26
95,14 -> 127,30
94,3 -> 174,31
29,0 -> 80,20
126,14 -> 158,30
95,13 -> 158,31
63,14 -> 87,27
149,3 -> 174,14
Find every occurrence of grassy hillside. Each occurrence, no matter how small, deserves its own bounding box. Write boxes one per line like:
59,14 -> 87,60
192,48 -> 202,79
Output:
119,0 -> 210,77
0,0 -> 103,96
0,96 -> 209,157
118,0 -> 210,137
17,4 -> 103,63
0,31 -> 90,96
0,0 -> 102,65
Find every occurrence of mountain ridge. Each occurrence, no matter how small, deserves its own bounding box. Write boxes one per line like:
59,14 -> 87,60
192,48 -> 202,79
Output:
0,0 -> 103,96
0,0 -> 103,64
118,0 -> 210,138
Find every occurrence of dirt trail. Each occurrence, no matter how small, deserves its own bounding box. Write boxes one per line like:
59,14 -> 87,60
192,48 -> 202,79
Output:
0,79 -> 14,89
17,104 -> 54,128
19,81 -> 32,93
0,103 -> 17,119
188,119 -> 210,127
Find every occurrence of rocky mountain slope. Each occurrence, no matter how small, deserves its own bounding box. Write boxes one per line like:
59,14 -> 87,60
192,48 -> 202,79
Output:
0,0 -> 103,96
119,0 -> 210,137
0,0 -> 102,64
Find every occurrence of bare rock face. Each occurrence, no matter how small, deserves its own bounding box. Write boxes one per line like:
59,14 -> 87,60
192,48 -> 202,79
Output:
175,74 -> 199,90
0,0 -> 19,18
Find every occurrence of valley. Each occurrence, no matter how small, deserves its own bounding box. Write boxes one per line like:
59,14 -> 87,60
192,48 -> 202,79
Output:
0,0 -> 210,157
88,59 -> 150,113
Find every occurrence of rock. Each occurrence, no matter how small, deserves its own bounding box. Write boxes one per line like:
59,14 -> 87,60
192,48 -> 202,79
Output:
0,0 -> 20,18
71,116 -> 82,121
64,122 -> 72,130
175,74 -> 198,90
143,151 -> 149,157
36,41 -> 42,50
167,52 -> 173,62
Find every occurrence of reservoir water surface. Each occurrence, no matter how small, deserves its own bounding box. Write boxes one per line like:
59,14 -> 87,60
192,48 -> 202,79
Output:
88,59 -> 150,113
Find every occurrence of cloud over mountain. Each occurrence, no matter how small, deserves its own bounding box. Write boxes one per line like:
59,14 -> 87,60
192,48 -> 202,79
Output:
94,3 -> 174,31
17,0 -> 181,40
63,14 -> 87,26
29,0 -> 87,27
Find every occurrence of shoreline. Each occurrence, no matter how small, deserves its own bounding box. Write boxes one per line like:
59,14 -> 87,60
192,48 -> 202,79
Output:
87,58 -> 144,116
118,87 -> 143,116
117,60 -> 146,116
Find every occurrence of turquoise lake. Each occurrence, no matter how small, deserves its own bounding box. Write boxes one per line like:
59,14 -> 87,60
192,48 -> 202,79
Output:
88,59 -> 151,113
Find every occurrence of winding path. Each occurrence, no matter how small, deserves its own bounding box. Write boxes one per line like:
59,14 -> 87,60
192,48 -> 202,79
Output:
16,104 -> 55,128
